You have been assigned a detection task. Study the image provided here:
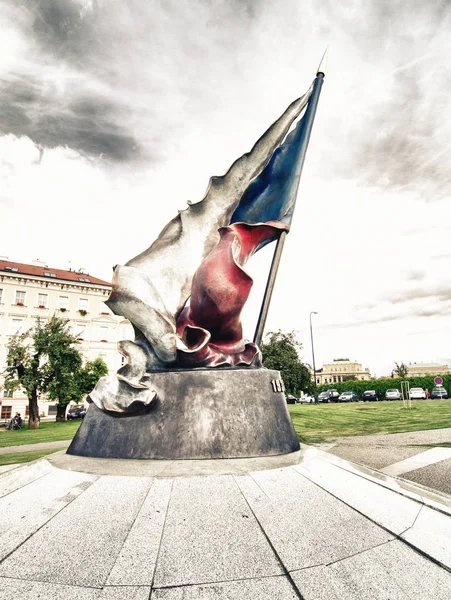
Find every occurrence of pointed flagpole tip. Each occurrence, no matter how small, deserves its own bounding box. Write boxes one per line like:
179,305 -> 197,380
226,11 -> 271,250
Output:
317,46 -> 329,76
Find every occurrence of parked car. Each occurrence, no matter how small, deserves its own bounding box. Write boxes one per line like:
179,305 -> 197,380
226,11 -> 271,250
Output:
318,391 -> 333,403
298,394 -> 315,404
285,394 -> 298,404
67,406 -> 87,420
430,387 -> 449,399
409,387 -> 427,400
338,391 -> 359,402
362,390 -> 379,402
385,389 -> 402,401
318,390 -> 339,403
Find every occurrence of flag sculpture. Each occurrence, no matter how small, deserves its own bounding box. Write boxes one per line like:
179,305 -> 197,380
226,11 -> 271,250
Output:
69,55 -> 327,460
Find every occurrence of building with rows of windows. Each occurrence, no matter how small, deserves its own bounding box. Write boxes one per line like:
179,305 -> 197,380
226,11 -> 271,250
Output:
314,358 -> 371,385
0,258 -> 133,420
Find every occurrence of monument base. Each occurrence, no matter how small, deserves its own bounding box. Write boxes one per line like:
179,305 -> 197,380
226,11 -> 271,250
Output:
67,368 -> 299,460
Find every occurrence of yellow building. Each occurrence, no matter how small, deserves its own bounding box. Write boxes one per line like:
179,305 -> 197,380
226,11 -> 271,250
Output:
315,358 -> 371,385
0,258 -> 133,420
404,362 -> 450,378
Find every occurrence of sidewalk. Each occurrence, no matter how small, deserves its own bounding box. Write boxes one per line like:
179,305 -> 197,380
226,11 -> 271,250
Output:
0,446 -> 450,599
327,428 -> 451,497
0,440 -> 70,455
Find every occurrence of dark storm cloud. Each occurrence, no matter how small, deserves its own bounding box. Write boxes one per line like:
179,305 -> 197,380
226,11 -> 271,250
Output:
0,75 -> 140,161
2,0 -> 259,162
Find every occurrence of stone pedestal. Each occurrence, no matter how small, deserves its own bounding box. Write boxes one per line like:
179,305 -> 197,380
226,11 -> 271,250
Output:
67,368 -> 299,460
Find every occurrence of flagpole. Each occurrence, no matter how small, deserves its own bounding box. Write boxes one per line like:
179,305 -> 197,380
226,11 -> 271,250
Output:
253,49 -> 328,347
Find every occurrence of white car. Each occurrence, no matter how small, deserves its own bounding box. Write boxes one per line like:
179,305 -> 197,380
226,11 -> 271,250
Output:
385,389 -> 402,401
299,394 -> 315,404
409,387 -> 427,400
338,391 -> 358,402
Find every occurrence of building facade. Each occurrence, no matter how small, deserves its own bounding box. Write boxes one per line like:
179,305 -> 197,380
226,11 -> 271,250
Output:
314,358 -> 371,385
0,259 -> 133,420
402,362 -> 450,378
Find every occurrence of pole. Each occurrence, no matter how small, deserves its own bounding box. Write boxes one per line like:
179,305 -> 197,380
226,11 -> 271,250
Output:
253,50 -> 328,346
310,311 -> 318,401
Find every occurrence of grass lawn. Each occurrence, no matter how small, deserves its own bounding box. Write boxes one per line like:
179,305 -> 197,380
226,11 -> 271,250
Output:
0,448 -> 62,466
0,420 -> 81,448
289,400 -> 451,444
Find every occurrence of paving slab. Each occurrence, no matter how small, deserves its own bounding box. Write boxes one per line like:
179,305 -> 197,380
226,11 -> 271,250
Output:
0,577 -> 101,600
0,468 -> 97,561
101,587 -> 152,600
152,474 -> 284,588
151,575 -> 299,599
291,539 -> 451,600
401,504 -> 451,569
107,478 -> 173,585
235,467 -> 392,570
294,456 -> 422,534
0,459 -> 54,498
0,579 -> 151,600
0,475 -> 152,587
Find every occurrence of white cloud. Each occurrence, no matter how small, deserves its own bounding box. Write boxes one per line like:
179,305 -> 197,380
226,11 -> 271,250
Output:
1,0 -> 451,376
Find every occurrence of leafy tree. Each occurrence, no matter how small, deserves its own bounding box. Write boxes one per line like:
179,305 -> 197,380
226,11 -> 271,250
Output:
394,362 -> 408,379
343,375 -> 358,382
4,317 -> 108,427
76,357 -> 109,396
261,330 -> 313,396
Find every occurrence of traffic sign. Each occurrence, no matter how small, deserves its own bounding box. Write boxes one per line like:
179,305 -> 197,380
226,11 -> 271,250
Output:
434,376 -> 443,386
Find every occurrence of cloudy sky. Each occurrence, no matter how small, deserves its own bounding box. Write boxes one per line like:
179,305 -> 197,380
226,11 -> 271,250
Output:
1,0 -> 451,377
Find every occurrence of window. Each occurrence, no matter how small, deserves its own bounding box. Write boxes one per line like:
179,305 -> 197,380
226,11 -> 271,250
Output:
58,296 -> 69,309
4,266 -> 18,272
1,406 -> 12,420
78,298 -> 88,311
100,326 -> 108,341
33,317 -> 48,328
43,272 -> 57,278
78,277 -> 91,283
37,293 -> 48,308
9,317 -> 24,335
15,290 -> 26,305
0,288 -> 3,303
74,323 -> 87,339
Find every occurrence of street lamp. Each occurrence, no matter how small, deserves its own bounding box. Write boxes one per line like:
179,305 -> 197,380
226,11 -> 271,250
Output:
309,311 -> 318,401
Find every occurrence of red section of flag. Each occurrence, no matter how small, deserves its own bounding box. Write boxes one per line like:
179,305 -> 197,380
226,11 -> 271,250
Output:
176,221 -> 287,367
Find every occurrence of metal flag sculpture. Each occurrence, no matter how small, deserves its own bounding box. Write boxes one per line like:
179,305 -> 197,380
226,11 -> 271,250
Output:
90,54 -> 327,412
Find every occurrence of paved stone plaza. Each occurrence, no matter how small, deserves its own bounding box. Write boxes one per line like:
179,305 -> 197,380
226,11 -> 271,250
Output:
0,447 -> 450,599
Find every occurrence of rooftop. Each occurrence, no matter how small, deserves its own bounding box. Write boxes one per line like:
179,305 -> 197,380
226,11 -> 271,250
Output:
0,260 -> 111,287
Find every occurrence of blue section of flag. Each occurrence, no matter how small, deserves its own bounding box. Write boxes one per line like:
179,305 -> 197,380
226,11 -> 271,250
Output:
230,111 -> 307,236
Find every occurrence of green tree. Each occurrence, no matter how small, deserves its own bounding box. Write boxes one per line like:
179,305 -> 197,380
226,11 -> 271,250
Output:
394,362 -> 408,379
261,330 -> 313,396
4,317 -> 108,427
343,375 -> 358,382
76,358 -> 109,397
